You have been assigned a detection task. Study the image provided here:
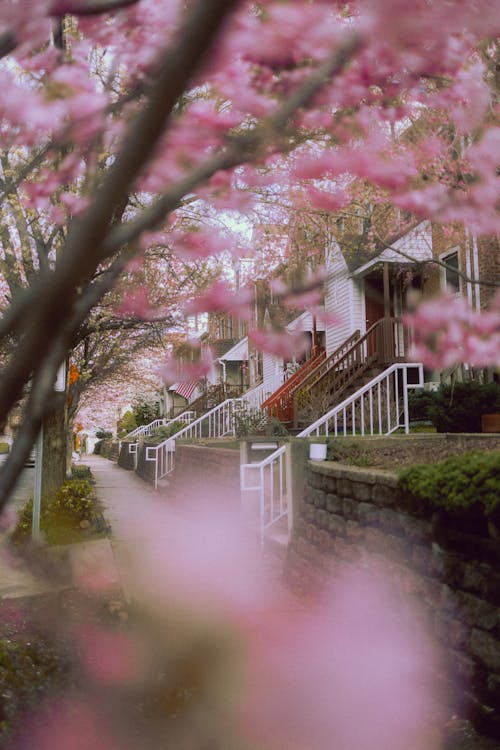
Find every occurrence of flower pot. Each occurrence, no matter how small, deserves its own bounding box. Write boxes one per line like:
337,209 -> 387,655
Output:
309,443 -> 327,461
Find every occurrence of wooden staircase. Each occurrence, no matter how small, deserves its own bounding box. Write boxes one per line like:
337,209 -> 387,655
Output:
261,348 -> 326,423
293,317 -> 411,428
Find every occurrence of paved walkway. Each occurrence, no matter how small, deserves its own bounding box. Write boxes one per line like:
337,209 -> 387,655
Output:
0,454 -> 295,615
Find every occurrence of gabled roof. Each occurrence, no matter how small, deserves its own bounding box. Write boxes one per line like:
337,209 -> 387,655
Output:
286,310 -> 325,333
218,336 -> 248,362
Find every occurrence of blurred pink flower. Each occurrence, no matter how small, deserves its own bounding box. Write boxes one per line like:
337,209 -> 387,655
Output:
240,566 -> 443,750
248,328 -> 309,359
11,698 -> 121,750
185,281 -> 252,319
79,626 -> 145,686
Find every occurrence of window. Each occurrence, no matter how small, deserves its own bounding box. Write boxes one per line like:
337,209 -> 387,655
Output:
442,250 -> 460,294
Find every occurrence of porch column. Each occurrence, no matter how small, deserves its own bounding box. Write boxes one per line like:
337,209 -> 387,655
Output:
383,262 -> 392,361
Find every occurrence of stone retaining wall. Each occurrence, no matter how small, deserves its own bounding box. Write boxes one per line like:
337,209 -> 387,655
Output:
287,461 -> 500,739
169,443 -> 240,501
117,442 -> 136,470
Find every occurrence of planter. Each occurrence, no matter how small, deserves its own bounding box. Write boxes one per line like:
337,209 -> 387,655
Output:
481,414 -> 500,433
309,443 -> 327,461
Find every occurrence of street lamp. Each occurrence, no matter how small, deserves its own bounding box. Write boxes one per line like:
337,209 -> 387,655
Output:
32,361 -> 67,539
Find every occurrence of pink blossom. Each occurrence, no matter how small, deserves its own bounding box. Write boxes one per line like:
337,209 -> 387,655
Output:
116,288 -> 154,320
405,293 -> 500,369
241,566 -> 443,750
248,328 -> 309,360
185,281 -> 252,319
157,348 -> 215,384
79,625 -> 144,685
305,185 -> 349,212
11,698 -> 121,750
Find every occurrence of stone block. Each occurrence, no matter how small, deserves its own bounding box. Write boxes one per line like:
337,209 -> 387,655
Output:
357,502 -> 378,525
378,507 -> 403,534
342,498 -> 357,518
434,612 -> 468,649
328,514 -> 346,537
372,481 -> 397,506
470,629 -> 500,672
352,481 -> 372,502
307,471 -> 324,490
315,509 -> 330,530
322,473 -> 337,493
457,592 -> 498,631
338,477 -> 354,498
326,493 -> 343,514
313,490 -> 326,510
399,515 -> 432,542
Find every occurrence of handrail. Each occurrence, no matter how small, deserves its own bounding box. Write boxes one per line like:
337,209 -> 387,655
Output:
293,317 -> 408,427
121,410 -> 195,442
145,398 -> 243,488
298,362 -> 423,437
261,349 -> 326,422
293,330 -> 360,396
240,444 -> 288,548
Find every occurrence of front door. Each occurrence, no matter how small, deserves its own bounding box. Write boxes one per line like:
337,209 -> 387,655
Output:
364,276 -> 386,358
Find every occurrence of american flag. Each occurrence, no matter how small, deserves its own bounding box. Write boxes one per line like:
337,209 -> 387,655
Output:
174,380 -> 199,401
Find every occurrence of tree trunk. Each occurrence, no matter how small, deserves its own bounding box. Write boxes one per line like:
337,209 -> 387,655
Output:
41,405 -> 67,500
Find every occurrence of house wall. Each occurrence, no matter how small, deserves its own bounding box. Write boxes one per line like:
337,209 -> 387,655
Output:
324,247 -> 364,355
262,351 -> 284,399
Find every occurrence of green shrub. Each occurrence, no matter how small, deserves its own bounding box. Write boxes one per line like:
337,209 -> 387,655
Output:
117,410 -> 137,437
410,382 -> 500,433
71,463 -> 92,479
148,421 -> 185,443
407,389 -> 437,422
95,429 -> 113,439
398,451 -> 500,518
12,477 -> 110,546
132,397 -> 160,426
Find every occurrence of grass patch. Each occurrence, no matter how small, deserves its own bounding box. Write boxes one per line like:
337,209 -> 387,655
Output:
11,476 -> 110,547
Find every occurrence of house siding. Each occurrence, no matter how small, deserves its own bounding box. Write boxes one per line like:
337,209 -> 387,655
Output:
325,259 -> 364,353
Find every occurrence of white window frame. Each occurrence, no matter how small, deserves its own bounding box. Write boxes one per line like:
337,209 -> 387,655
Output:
440,248 -> 461,297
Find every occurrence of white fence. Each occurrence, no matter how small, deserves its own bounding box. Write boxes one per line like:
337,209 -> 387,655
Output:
145,398 -> 244,488
122,410 -> 196,442
239,363 -> 423,547
240,444 -> 289,548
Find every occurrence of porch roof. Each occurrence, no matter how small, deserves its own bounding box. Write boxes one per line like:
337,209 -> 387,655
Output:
218,336 -> 248,362
286,310 -> 326,333
350,220 -> 433,277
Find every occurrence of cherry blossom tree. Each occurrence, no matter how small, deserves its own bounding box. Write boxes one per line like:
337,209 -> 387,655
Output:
0,3 -> 499,748
0,0 -> 498,504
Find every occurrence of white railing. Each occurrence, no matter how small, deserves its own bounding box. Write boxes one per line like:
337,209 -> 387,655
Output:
145,398 -> 243,489
122,410 -> 196,442
239,363 -> 423,547
240,444 -> 288,548
241,373 -> 284,411
298,363 -> 424,437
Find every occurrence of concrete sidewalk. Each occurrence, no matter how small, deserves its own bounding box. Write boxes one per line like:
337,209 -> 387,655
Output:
0,454 -> 291,606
